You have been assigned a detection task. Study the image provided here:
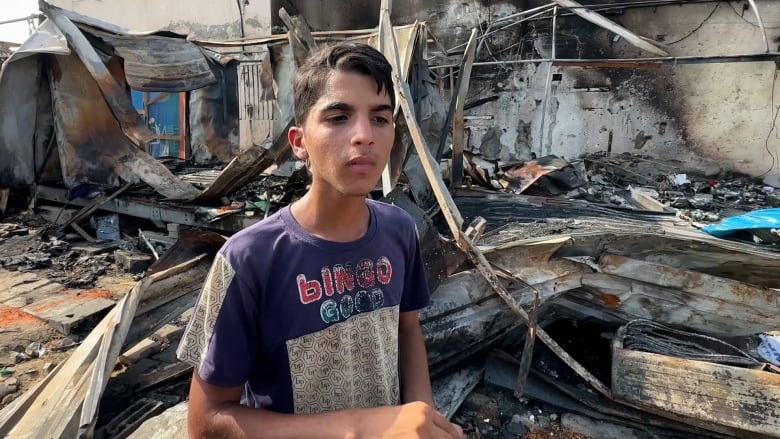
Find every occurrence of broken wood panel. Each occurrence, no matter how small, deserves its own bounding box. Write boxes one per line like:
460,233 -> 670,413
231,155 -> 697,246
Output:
613,343 -> 780,438
553,0 -> 668,57
49,53 -> 200,200
579,272 -> 779,336
484,356 -> 723,439
134,361 -> 193,393
279,7 -> 318,67
600,254 -> 780,318
629,187 -> 666,212
528,368 -> 734,438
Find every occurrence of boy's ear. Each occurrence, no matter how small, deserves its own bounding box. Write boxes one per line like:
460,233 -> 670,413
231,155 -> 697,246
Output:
288,126 -> 309,160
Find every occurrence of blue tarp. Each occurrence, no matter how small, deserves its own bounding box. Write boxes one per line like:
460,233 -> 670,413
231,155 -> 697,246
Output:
701,208 -> 780,237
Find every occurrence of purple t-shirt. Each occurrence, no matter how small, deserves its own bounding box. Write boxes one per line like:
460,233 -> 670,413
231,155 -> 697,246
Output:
177,199 -> 430,414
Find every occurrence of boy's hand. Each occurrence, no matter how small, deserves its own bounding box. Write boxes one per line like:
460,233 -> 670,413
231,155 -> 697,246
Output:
357,401 -> 463,438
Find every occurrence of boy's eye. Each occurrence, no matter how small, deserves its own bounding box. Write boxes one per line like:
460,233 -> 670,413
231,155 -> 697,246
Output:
373,116 -> 390,124
327,115 -> 348,123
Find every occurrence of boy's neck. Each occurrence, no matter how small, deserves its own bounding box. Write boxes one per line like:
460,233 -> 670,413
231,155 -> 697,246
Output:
290,186 -> 371,243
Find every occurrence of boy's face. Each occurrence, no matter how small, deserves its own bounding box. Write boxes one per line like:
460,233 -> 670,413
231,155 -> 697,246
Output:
288,71 -> 395,198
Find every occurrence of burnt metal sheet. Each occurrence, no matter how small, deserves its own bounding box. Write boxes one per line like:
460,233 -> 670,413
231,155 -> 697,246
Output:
5,19 -> 69,64
49,53 -> 200,199
551,226 -> 780,289
0,56 -> 41,187
189,61 -> 240,164
90,32 -> 217,92
42,2 -> 154,146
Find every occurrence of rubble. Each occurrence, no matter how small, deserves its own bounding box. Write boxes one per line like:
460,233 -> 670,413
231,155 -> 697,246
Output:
0,2 -> 778,439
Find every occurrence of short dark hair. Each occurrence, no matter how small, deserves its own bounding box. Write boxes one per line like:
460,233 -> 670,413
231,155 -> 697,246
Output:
293,42 -> 395,125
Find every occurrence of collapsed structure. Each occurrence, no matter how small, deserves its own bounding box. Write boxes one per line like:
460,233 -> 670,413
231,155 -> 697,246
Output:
1,1 -> 780,438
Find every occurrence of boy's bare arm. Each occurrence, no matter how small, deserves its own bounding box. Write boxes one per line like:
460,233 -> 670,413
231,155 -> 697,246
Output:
398,310 -> 435,406
188,370 -> 461,439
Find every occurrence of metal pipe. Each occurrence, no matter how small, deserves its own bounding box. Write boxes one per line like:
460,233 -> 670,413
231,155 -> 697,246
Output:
539,6 -> 558,156
445,0 -> 724,54
746,0 -> 770,54
449,7 -> 555,53
490,2 -> 556,25
433,52 -> 780,69
0,14 -> 37,26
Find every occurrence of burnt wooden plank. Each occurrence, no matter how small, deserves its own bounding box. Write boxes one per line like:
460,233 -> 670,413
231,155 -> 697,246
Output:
613,346 -> 780,438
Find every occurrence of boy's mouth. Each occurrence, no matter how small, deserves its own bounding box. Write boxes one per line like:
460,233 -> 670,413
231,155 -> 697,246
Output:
347,156 -> 376,173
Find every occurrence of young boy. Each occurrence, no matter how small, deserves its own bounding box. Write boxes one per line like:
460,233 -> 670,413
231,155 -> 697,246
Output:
177,42 -> 462,438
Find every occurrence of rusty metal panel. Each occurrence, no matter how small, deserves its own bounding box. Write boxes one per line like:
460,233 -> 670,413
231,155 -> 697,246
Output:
50,53 -> 137,187
94,32 -> 217,92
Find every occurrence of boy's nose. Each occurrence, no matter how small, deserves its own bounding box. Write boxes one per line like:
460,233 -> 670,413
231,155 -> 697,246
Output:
351,116 -> 374,145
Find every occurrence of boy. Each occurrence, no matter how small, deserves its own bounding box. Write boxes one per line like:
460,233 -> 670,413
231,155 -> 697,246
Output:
177,42 -> 462,438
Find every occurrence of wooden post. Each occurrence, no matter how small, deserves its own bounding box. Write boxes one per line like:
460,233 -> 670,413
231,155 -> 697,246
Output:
0,188 -> 9,217
450,28 -> 478,188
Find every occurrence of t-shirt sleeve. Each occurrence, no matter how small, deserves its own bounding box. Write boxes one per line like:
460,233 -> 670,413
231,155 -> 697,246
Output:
399,221 -> 431,312
176,252 -> 260,388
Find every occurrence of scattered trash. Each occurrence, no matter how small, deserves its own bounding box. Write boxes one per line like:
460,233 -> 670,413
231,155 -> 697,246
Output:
671,173 -> 691,186
758,333 -> 780,367
24,342 -> 46,359
95,214 -> 121,241
701,208 -> 780,244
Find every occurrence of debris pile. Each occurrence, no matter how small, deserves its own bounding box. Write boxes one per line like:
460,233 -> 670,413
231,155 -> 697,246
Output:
0,2 -> 779,439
